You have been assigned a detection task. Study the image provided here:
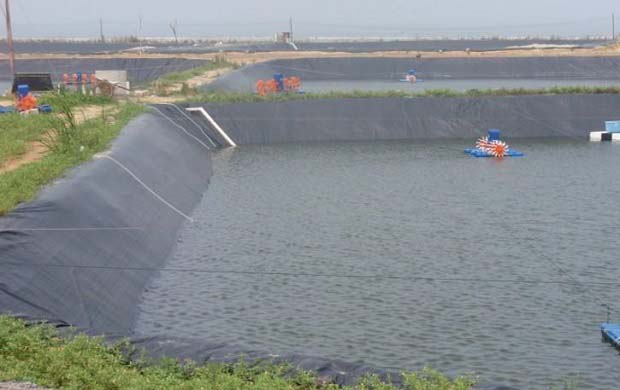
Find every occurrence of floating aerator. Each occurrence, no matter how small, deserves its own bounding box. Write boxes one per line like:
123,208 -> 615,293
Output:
465,129 -> 524,158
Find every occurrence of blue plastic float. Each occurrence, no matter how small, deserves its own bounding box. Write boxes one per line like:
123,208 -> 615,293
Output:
464,148 -> 525,158
601,323 -> 620,348
0,106 -> 14,114
0,105 -> 52,114
464,129 -> 524,158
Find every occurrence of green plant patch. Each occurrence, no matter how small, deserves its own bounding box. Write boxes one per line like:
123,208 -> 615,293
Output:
0,101 -> 143,215
180,85 -> 620,104
0,316 -> 477,390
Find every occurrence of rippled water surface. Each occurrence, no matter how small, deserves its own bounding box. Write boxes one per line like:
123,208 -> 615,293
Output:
301,79 -> 620,93
137,139 -> 620,389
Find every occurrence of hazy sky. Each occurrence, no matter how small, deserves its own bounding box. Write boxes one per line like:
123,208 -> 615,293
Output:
4,0 -> 620,39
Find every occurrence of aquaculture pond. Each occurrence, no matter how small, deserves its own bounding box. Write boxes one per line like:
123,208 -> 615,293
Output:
300,79 -> 620,93
136,139 -> 620,389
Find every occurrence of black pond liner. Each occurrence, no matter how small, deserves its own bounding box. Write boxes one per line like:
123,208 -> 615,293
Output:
181,94 -> 620,144
0,110 -> 408,388
2,38 -> 605,55
205,56 -> 620,93
5,97 -> 610,388
3,41 -> 162,55
293,39 -> 604,53
147,39 -> 603,55
0,112 -> 213,337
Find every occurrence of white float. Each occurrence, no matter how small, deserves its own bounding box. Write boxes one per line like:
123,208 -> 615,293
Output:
590,131 -> 620,142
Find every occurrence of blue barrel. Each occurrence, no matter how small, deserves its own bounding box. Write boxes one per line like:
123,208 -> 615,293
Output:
17,84 -> 30,98
273,73 -> 284,92
488,129 -> 501,141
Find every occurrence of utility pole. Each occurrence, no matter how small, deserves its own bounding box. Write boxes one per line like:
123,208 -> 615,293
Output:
99,18 -> 105,43
137,15 -> 143,55
613,13 -> 616,41
289,16 -> 293,42
4,0 -> 15,75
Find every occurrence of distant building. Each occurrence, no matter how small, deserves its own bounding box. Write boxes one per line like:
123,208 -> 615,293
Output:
275,32 -> 292,43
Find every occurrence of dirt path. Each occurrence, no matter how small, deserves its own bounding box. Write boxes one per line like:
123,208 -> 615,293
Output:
152,67 -> 233,95
137,67 -> 233,103
72,104 -> 116,125
0,141 -> 48,174
184,68 -> 233,88
0,104 -> 117,175
14,44 -> 620,65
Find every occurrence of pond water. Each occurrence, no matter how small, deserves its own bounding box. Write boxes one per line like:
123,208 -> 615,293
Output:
300,79 -> 620,93
136,139 -> 620,389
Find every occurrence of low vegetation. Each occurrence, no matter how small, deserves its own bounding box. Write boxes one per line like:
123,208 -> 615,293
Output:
157,57 -> 238,84
38,92 -> 114,108
0,92 -> 143,215
0,92 -> 114,163
0,316 -> 476,390
151,56 -> 238,96
0,112 -> 53,164
181,85 -> 620,104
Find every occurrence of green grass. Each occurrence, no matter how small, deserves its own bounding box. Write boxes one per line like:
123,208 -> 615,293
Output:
182,85 -> 620,104
0,98 -> 143,215
0,316 -> 476,390
151,57 -> 238,97
0,113 -> 53,163
38,91 -> 114,108
154,56 -> 238,87
0,92 -> 115,163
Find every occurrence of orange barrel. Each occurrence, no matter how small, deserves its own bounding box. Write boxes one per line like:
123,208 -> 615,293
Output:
290,77 -> 300,91
256,80 -> 265,95
17,94 -> 37,112
266,79 -> 278,94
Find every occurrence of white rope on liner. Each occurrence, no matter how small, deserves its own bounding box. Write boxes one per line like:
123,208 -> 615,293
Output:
158,103 -> 218,148
150,106 -> 212,151
94,154 -> 194,223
